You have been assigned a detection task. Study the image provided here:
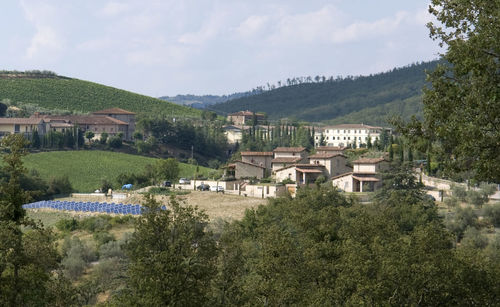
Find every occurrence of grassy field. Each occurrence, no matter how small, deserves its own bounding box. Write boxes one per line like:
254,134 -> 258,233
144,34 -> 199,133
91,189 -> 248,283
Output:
22,150 -> 213,192
0,75 -> 201,118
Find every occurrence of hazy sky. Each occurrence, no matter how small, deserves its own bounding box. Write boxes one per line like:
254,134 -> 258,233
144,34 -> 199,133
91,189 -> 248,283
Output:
1,1 -> 441,97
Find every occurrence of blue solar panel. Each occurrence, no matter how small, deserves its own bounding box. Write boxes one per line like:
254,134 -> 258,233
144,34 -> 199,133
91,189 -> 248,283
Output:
22,199 -> 166,216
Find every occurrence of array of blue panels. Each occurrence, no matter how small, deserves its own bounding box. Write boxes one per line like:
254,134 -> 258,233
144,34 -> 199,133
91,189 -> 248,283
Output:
22,200 -> 159,215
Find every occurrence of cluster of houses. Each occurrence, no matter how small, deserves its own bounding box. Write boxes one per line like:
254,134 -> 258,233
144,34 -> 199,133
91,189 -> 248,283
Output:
224,111 -> 389,149
0,108 -> 136,141
225,145 -> 388,194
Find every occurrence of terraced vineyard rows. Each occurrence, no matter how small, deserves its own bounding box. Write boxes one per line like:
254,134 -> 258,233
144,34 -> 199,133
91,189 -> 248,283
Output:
0,76 -> 201,118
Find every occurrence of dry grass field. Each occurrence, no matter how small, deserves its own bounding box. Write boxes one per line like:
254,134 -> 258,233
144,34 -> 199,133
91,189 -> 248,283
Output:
57,190 -> 267,222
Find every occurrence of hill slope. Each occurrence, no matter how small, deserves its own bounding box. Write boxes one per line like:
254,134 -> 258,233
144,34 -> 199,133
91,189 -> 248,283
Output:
23,150 -> 212,192
211,61 -> 438,125
0,72 -> 201,118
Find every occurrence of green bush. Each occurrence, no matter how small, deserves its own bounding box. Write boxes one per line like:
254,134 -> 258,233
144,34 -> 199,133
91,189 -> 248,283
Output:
460,227 -> 488,249
108,136 -> 122,148
483,203 -> 500,227
451,184 -> 467,201
47,175 -> 73,195
99,241 -> 126,259
109,215 -> 135,226
80,216 -> 112,233
466,190 -> 487,208
93,231 -> 116,247
55,218 -> 79,232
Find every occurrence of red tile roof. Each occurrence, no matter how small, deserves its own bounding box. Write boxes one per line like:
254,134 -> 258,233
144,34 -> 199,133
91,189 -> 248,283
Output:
0,118 -> 44,125
228,110 -> 265,116
273,146 -> 306,153
275,163 -> 325,172
315,146 -> 346,152
353,157 -> 386,164
272,157 -> 302,163
44,115 -> 128,125
240,151 -> 273,156
308,153 -> 346,159
235,160 -> 266,169
320,124 -> 383,130
92,108 -> 136,115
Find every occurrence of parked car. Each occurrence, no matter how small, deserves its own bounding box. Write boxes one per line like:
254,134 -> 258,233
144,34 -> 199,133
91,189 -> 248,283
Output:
162,181 -> 172,187
179,178 -> 191,184
197,184 -> 210,191
210,185 -> 224,192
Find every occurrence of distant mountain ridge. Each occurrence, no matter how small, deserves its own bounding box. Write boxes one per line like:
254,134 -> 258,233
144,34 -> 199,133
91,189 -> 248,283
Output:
210,60 -> 439,125
159,91 -> 261,109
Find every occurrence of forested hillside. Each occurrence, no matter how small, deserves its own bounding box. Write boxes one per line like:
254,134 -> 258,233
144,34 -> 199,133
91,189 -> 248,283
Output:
0,71 -> 201,118
211,61 -> 439,125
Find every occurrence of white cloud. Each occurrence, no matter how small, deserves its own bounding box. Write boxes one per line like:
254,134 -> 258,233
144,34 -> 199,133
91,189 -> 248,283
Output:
97,1 -> 131,17
235,15 -> 270,38
20,0 -> 64,59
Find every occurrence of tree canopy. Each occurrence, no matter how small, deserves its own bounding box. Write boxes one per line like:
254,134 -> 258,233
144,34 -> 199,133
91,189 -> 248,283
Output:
422,0 -> 500,182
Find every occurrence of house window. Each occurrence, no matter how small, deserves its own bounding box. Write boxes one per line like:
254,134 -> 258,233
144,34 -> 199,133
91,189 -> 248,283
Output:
348,137 -> 350,140
359,137 -> 361,140
343,137 -> 346,140
14,124 -> 20,133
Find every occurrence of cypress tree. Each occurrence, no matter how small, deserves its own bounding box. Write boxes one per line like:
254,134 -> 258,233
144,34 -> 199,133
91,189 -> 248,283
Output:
399,144 -> 404,162
31,129 -> 41,149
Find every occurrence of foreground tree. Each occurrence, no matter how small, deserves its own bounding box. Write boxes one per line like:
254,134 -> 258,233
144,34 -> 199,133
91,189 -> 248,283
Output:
0,134 -> 74,306
422,0 -> 500,182
114,195 -> 217,306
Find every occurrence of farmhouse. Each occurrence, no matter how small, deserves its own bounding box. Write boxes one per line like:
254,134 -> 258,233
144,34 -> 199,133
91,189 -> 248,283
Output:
272,146 -> 308,171
0,117 -> 45,138
226,160 -> 266,179
308,152 -> 351,177
331,157 -> 389,192
0,108 -> 136,141
227,110 -> 266,126
274,163 -> 327,184
241,151 -> 273,171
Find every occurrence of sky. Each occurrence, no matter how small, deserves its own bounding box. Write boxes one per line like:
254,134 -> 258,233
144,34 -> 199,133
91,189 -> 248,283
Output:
1,0 -> 441,97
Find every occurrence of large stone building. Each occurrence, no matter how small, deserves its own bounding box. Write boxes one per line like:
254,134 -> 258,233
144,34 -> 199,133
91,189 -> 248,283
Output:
227,110 -> 266,126
314,124 -> 388,148
0,107 -> 136,141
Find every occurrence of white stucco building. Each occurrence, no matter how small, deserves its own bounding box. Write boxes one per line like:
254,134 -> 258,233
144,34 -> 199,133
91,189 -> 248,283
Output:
314,124 -> 388,148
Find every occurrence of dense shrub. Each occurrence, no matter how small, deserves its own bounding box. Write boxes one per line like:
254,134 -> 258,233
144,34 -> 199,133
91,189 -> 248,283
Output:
108,136 -> 122,148
93,231 -> 115,247
483,203 -> 500,227
55,218 -> 79,232
79,216 -> 112,233
47,175 -> 73,195
451,184 -> 467,201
